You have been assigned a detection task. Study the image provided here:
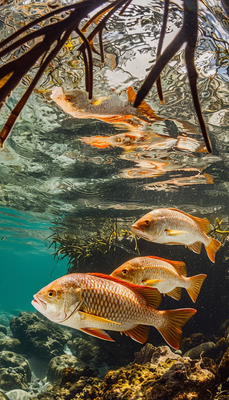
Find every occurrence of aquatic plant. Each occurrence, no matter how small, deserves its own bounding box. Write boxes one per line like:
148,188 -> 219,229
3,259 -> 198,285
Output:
0,0 -> 223,152
49,217 -> 139,273
209,217 -> 229,245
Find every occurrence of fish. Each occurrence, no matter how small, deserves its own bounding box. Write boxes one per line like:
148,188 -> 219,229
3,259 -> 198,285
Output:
111,256 -> 207,302
50,86 -> 160,125
81,130 -> 152,150
32,272 -> 196,349
132,208 -> 221,263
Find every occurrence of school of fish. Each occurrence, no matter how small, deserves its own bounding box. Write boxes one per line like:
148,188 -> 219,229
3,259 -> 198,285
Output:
32,204 -> 221,349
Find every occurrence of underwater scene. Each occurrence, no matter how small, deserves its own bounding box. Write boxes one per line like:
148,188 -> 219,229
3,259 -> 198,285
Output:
1,0 -> 229,398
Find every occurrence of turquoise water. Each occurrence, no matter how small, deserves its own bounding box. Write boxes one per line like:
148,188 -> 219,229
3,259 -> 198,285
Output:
0,207 -> 68,312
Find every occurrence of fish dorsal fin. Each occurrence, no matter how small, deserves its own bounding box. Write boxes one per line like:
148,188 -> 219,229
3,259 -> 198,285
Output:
78,311 -> 121,325
79,327 -> 115,341
168,261 -> 187,277
168,208 -> 211,234
121,324 -> 150,344
188,241 -> 202,254
127,87 -> 158,119
145,256 -> 187,277
88,272 -> 161,309
166,287 -> 182,301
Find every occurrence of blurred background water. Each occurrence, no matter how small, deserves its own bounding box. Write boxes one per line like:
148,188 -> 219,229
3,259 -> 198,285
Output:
0,0 -> 229,334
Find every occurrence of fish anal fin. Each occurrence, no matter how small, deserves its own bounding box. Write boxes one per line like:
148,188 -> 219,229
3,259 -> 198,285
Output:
78,311 -> 121,325
122,324 -> 150,344
188,241 -> 202,254
158,309 -> 197,349
186,274 -> 207,302
168,208 -> 211,234
88,272 -> 161,309
166,287 -> 182,301
205,238 -> 221,263
80,328 -> 115,341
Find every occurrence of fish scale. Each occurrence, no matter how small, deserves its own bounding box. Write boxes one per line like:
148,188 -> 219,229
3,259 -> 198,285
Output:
32,272 -> 196,349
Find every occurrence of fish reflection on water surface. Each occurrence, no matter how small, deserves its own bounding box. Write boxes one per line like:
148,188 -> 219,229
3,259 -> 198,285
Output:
132,208 -> 221,263
51,86 -> 160,126
32,273 -> 196,349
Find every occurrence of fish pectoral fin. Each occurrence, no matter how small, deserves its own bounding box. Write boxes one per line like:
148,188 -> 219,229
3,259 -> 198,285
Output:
188,241 -> 202,254
78,311 -> 121,325
121,324 -> 150,344
79,328 -> 115,341
166,287 -> 182,301
165,229 -> 188,236
143,279 -> 164,286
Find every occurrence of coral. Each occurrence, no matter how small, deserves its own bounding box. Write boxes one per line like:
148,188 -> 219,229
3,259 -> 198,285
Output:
0,335 -> 21,353
26,341 -> 221,400
47,354 -> 86,383
180,333 -> 207,354
218,347 -> 229,389
134,343 -> 182,365
10,312 -> 71,361
0,326 -> 7,335
0,351 -> 31,391
184,342 -> 216,359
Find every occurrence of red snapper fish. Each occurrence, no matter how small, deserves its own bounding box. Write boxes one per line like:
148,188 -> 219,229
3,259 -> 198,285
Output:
132,208 -> 221,263
32,272 -> 196,349
51,86 -> 160,125
111,256 -> 207,302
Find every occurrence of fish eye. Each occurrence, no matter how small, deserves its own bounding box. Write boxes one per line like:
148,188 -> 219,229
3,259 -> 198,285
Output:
47,289 -> 56,298
144,219 -> 151,225
66,96 -> 72,102
122,269 -> 128,275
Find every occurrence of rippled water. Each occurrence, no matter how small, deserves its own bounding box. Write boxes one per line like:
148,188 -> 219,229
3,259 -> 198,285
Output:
0,0 -> 229,330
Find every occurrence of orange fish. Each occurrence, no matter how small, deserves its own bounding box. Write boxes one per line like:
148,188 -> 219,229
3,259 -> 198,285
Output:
111,256 -> 207,302
81,131 -> 152,149
50,86 -> 160,125
32,273 -> 196,349
132,208 -> 221,263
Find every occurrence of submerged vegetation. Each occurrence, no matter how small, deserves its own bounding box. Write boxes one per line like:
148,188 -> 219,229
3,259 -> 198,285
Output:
49,217 -> 139,273
48,214 -> 229,274
0,0 -> 219,152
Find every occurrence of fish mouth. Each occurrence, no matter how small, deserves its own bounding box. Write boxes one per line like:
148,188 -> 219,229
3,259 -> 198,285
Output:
50,86 -> 64,99
32,294 -> 46,312
132,224 -> 142,232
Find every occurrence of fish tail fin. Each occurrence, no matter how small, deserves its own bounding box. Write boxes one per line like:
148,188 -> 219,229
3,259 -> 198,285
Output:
186,274 -> 207,302
205,237 -> 221,263
127,86 -> 160,120
157,308 -> 197,349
